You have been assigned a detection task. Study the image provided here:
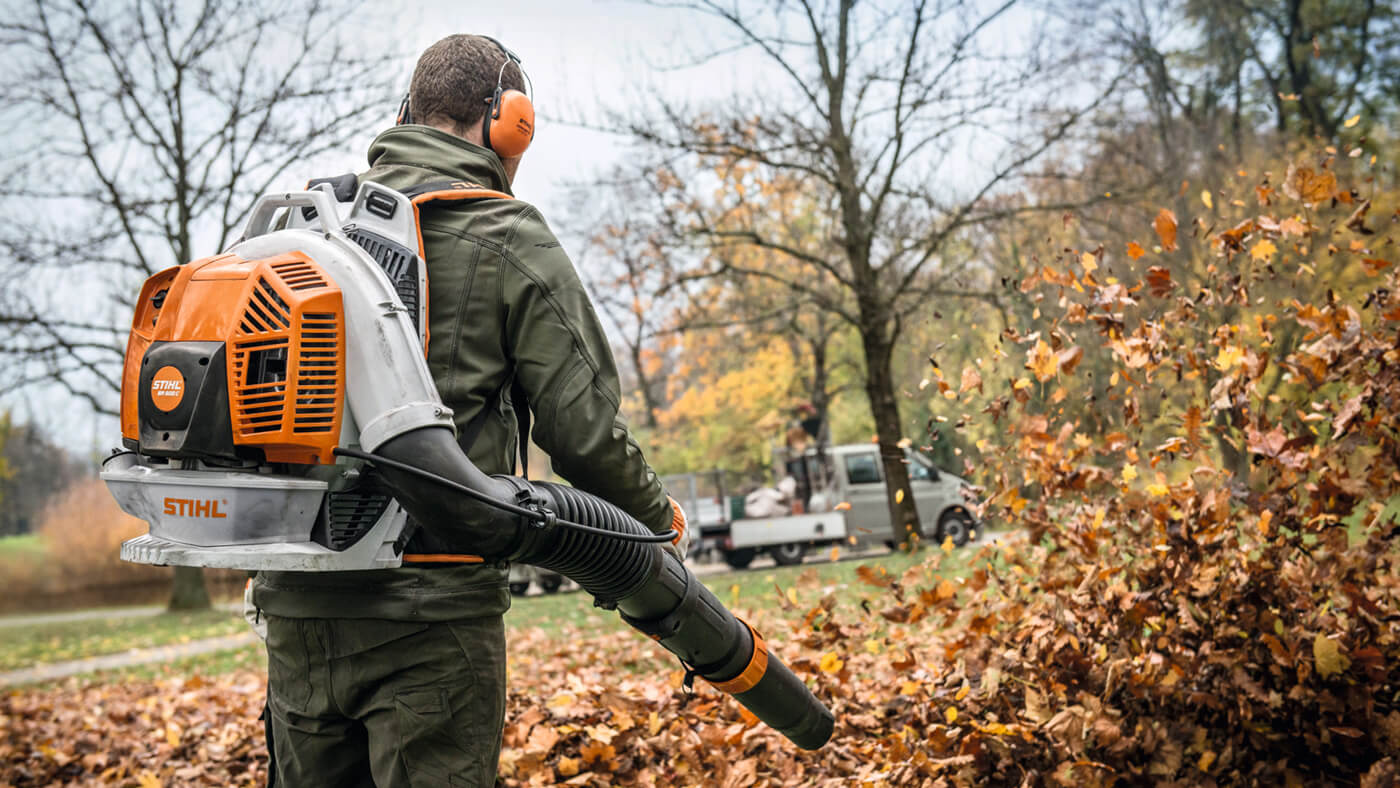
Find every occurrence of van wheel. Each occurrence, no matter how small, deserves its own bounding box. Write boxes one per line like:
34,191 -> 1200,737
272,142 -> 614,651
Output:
723,548 -> 757,570
770,542 -> 806,566
508,581 -> 531,596
938,510 -> 974,547
538,574 -> 563,594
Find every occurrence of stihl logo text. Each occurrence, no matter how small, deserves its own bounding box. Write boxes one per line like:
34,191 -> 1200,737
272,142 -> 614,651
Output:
150,365 -> 186,412
163,497 -> 228,518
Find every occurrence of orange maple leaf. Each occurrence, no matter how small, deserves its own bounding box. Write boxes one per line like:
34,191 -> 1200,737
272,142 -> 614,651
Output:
1153,208 -> 1179,251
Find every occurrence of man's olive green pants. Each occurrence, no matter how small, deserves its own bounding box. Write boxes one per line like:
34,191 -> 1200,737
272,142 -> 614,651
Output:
264,615 -> 506,787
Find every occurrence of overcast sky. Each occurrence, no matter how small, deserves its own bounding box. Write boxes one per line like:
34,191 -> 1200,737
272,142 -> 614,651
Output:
336,1 -> 776,216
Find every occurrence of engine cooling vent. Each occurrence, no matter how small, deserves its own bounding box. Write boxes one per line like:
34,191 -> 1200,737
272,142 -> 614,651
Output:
313,478 -> 393,551
269,257 -> 329,291
231,336 -> 290,435
240,277 -> 290,334
227,260 -> 345,455
294,313 -> 339,434
345,226 -> 421,335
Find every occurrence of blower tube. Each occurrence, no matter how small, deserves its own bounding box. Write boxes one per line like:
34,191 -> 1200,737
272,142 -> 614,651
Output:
370,425 -> 835,751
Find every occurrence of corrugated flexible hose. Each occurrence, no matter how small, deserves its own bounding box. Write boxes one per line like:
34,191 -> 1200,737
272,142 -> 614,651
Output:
362,427 -> 835,750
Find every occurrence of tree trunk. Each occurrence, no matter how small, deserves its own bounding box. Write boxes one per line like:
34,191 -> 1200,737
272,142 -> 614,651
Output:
168,565 -> 212,611
859,325 -> 923,550
630,342 -> 661,428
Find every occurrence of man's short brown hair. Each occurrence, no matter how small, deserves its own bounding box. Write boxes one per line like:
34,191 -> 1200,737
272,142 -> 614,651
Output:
409,34 -> 525,136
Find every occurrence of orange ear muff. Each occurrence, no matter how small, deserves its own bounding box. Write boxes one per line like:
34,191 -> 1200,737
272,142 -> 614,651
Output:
486,89 -> 534,158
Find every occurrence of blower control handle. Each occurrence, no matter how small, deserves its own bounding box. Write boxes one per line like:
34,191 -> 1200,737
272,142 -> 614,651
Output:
238,189 -> 345,243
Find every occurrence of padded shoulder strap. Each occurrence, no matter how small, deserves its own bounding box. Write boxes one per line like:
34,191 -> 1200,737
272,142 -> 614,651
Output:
401,179 -> 514,259
405,177 -> 524,472
401,179 -> 514,204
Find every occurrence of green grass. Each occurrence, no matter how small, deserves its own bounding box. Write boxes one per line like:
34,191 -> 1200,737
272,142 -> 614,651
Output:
0,544 -> 979,688
1344,493 -> 1400,543
0,533 -> 46,559
29,643 -> 267,690
506,545 -> 972,638
0,608 -> 248,672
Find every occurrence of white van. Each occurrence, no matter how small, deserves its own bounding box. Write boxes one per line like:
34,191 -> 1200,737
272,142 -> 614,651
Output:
669,444 -> 979,569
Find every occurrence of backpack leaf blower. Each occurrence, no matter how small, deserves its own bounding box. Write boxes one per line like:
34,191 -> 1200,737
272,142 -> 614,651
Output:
103,184 -> 834,750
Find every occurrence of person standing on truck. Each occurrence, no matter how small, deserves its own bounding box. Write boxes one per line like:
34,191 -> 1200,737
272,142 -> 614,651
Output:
784,402 -> 822,511
250,34 -> 688,787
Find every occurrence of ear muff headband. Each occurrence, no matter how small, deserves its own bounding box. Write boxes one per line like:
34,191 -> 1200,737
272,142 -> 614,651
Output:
480,37 -> 534,158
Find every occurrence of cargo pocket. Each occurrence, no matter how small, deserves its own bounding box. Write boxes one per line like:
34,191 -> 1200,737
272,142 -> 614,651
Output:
394,684 -> 482,787
264,617 -> 312,712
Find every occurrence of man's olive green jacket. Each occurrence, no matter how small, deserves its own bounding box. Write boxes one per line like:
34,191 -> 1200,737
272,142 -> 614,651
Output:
254,126 -> 671,621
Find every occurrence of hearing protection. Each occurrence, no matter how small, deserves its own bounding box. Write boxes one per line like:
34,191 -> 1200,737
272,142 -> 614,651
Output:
396,35 -> 535,159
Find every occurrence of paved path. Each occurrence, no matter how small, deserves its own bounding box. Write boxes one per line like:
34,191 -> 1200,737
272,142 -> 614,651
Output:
0,601 -> 241,629
0,631 -> 259,688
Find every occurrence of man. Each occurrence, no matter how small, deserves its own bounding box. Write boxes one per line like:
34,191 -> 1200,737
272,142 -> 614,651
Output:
252,34 -> 685,787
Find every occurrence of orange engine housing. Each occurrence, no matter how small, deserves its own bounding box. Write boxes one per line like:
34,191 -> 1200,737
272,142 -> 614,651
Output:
120,252 -> 346,465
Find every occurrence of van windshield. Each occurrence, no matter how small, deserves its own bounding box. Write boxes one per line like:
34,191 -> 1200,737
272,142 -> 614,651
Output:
905,450 -> 939,481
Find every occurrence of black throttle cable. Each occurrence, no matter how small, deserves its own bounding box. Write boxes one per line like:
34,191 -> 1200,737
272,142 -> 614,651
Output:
332,447 -> 677,544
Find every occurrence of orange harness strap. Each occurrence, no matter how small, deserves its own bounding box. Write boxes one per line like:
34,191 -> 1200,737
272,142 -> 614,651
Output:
405,184 -> 515,355
397,183 -> 516,564
401,553 -> 487,565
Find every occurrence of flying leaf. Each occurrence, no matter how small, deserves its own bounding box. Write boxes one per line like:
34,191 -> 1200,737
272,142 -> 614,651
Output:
1251,240 -> 1277,261
1284,164 -> 1338,205
1126,241 -> 1146,260
1361,258 -> 1393,275
935,578 -> 957,601
959,365 -> 983,394
1214,344 -> 1245,371
1057,345 -> 1084,375
1344,114 -> 1361,128
1028,340 -> 1059,383
819,652 -> 845,674
1146,266 -> 1173,297
1200,190 -> 1213,210
1153,208 -> 1179,251
1314,634 -> 1348,679
856,565 -> 893,587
